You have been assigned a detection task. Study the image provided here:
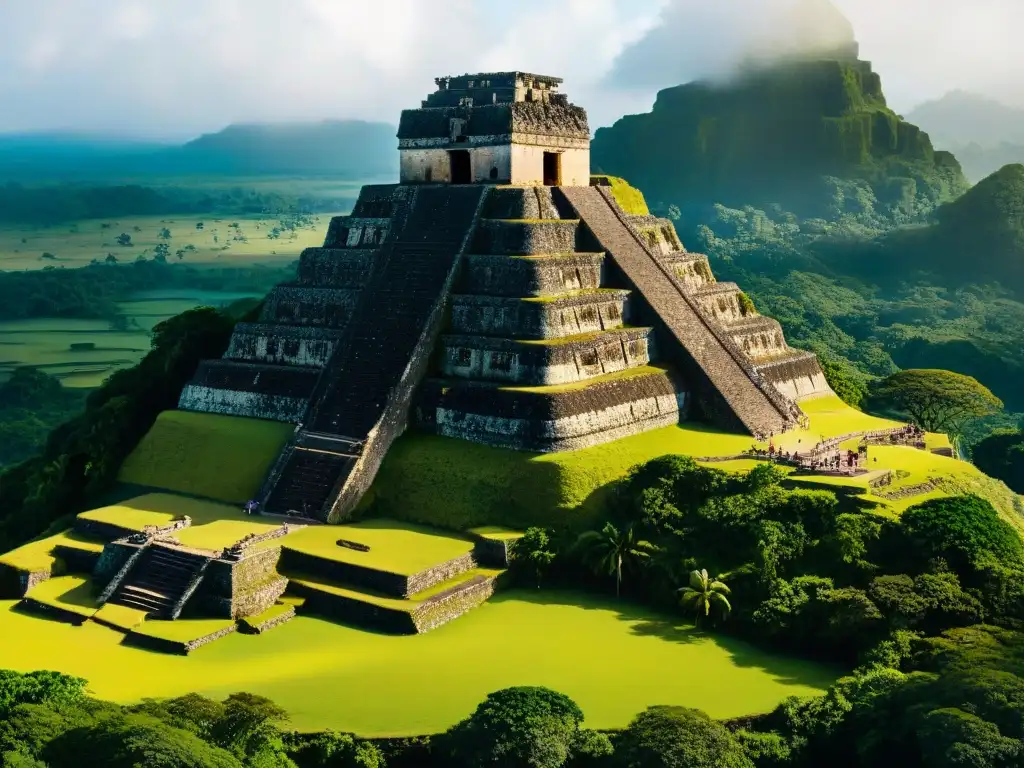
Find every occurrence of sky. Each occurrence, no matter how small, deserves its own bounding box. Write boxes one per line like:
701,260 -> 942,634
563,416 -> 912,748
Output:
0,0 -> 1021,139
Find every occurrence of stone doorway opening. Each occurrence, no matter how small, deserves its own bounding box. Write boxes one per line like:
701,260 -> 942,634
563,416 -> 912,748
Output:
543,151 -> 561,186
449,150 -> 471,184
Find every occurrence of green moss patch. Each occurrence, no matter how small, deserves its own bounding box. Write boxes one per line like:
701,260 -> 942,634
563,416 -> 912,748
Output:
590,175 -> 651,215
118,410 -> 293,503
131,617 -> 237,643
24,575 -> 99,617
281,519 -> 474,576
92,602 -> 150,631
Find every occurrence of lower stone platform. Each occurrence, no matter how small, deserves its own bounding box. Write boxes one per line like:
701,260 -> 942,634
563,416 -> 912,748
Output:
416,365 -> 689,452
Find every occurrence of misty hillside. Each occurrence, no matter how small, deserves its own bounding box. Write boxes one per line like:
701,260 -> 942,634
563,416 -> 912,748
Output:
0,120 -> 397,180
591,55 -> 968,223
906,91 -> 1024,183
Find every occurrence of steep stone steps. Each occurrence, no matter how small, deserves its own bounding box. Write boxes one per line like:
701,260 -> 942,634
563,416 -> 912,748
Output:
439,327 -> 655,386
559,185 -> 799,437
108,545 -> 208,619
264,438 -> 359,518
450,289 -> 630,340
262,185 -> 487,521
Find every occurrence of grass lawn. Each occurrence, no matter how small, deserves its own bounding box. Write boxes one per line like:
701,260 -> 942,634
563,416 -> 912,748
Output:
25,575 -> 99,617
0,212 -> 340,271
132,617 -> 237,642
0,589 -> 837,736
118,411 -> 293,504
116,289 -> 262,331
0,529 -> 104,574
93,603 -> 149,630
468,526 -> 523,542
78,492 -> 282,551
281,519 -> 475,575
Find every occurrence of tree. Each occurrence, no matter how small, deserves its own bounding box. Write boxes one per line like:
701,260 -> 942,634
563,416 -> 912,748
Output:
575,522 -> 656,598
679,569 -> 732,624
973,429 -> 1024,493
511,528 -> 556,588
615,706 -> 753,768
159,228 -> 172,239
104,253 -> 118,264
196,222 -> 204,230
284,730 -> 383,767
900,495 -> 1024,573
0,671 -> 87,717
820,358 -> 868,409
917,708 -> 1022,768
443,687 -> 585,768
210,692 -> 290,763
115,233 -> 132,247
868,369 -> 1002,436
44,714 -> 243,768
153,243 -> 170,263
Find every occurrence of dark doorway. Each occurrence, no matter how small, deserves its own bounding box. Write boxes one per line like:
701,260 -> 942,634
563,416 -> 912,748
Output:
449,150 -> 471,184
543,152 -> 561,186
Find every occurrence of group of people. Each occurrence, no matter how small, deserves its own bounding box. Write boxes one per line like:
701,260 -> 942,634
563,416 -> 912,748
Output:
864,424 -> 926,447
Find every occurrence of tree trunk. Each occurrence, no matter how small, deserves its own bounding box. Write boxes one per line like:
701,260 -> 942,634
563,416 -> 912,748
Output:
616,555 -> 622,598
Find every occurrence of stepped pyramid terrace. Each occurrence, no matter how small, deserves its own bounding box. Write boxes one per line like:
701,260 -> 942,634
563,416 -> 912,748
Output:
1,72 -> 980,662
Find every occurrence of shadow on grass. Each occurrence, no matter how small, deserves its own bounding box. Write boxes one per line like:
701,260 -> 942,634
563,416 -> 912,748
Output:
488,588 -> 842,689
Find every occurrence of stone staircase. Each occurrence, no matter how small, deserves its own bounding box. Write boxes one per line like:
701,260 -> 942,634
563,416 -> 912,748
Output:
262,185 -> 488,521
108,545 -> 209,618
559,184 -> 801,437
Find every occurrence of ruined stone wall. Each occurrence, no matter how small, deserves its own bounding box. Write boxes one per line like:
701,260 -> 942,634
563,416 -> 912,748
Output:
662,253 -> 715,291
482,187 -> 562,220
178,386 -> 307,423
440,328 -> 654,386
296,248 -> 377,287
450,292 -> 628,339
693,283 -> 748,324
197,546 -> 287,619
729,317 -> 787,361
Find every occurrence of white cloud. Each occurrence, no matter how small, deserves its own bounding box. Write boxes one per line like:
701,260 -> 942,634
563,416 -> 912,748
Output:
0,0 -> 664,137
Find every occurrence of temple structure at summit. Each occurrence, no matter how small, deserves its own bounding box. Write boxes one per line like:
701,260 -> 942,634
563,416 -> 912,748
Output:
178,71 -> 831,523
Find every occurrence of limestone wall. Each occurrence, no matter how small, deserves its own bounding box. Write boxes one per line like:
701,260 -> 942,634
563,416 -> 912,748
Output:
226,324 -> 341,368
473,219 -> 580,255
261,286 -> 360,329
417,370 -> 688,452
324,216 -> 391,249
509,145 -> 590,186
728,317 -> 787,361
450,291 -> 629,339
461,253 -> 605,297
197,546 -> 287,619
440,328 -> 653,386
178,384 -> 307,423
632,217 -> 684,254
482,187 -> 562,220
296,248 -> 377,287
755,353 -> 833,401
662,253 -> 715,291
693,283 -> 748,324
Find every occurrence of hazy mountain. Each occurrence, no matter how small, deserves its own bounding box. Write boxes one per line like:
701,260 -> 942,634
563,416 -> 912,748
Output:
907,91 -> 1024,149
0,120 -> 397,181
591,55 -> 968,222
906,91 -> 1024,182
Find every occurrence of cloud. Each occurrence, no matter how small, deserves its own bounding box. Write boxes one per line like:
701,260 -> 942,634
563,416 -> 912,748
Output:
0,0 -> 664,137
603,0 -> 1024,114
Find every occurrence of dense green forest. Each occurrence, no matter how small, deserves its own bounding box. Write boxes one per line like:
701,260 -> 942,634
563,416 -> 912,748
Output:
0,259 -> 290,322
0,183 -> 343,225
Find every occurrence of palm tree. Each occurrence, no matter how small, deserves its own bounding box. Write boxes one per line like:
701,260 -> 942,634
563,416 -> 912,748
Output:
575,522 -> 657,598
679,569 -> 732,625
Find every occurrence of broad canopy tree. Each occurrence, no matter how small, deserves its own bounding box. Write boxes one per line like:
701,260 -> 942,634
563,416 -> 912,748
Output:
868,369 -> 1002,436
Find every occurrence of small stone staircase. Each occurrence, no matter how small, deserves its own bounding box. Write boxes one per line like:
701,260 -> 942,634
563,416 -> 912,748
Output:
108,545 -> 208,618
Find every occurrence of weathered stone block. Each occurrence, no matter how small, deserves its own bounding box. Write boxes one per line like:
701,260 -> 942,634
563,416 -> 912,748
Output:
450,291 -> 630,340
473,219 -> 580,255
461,253 -> 605,297
226,324 -> 342,367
